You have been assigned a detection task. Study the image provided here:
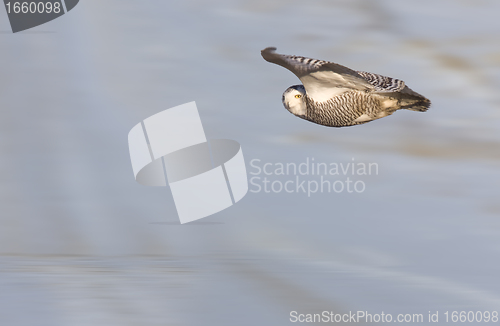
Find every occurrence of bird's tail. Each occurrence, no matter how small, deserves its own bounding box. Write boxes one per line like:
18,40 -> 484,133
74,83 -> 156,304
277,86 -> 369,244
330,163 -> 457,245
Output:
398,86 -> 431,112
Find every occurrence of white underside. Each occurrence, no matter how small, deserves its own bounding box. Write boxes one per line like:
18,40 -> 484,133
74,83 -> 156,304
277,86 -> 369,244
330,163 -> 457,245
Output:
301,72 -> 351,102
353,114 -> 372,123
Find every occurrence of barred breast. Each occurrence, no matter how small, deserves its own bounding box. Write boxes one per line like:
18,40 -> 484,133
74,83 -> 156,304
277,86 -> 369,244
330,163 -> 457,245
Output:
304,91 -> 383,127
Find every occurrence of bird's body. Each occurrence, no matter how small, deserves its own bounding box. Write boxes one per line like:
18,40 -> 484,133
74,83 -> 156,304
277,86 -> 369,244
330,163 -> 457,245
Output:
262,47 -> 430,127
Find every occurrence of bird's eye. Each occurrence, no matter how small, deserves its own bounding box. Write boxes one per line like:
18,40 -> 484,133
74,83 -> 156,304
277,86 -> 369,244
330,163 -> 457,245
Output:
294,94 -> 302,99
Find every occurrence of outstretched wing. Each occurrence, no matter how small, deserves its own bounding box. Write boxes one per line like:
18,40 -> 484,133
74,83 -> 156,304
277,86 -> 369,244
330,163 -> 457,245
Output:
261,47 -> 374,102
356,71 -> 405,92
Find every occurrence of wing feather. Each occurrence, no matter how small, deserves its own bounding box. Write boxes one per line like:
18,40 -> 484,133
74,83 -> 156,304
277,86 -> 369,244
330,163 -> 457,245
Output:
261,47 -> 374,102
356,71 -> 405,92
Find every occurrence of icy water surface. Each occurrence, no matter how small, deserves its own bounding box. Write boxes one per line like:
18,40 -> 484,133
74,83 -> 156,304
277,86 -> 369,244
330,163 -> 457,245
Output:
1,0 -> 500,325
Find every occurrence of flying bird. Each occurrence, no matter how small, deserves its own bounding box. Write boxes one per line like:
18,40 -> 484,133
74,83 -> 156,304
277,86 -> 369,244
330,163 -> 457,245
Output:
261,47 -> 430,127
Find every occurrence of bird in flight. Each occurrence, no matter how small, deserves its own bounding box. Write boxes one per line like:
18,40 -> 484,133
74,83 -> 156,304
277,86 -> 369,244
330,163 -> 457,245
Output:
261,47 -> 430,127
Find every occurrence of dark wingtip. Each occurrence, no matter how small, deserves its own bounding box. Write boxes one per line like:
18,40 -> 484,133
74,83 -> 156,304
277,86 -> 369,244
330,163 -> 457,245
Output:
261,47 -> 277,53
261,47 -> 277,61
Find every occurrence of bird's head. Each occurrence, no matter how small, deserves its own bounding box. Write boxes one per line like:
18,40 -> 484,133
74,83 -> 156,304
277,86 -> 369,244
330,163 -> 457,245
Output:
282,85 -> 306,117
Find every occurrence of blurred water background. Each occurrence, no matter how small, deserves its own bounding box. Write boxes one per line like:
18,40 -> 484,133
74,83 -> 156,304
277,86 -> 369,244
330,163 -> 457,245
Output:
1,0 -> 500,325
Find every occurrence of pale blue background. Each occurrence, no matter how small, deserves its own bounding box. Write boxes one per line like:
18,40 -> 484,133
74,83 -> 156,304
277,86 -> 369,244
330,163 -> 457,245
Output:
1,1 -> 500,325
